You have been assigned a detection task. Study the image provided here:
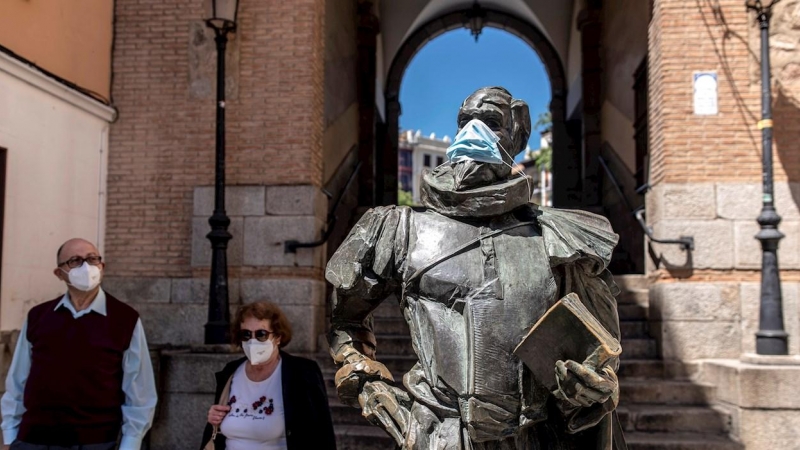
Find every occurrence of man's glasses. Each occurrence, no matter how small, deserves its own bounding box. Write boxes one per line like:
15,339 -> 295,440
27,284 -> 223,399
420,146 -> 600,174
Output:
58,255 -> 103,269
239,329 -> 275,342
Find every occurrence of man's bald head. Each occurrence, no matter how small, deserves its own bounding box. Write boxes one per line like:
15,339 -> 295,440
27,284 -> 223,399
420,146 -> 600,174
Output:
57,238 -> 99,265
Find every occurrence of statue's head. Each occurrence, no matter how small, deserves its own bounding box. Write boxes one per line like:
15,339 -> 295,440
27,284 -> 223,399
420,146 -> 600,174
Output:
450,87 -> 531,188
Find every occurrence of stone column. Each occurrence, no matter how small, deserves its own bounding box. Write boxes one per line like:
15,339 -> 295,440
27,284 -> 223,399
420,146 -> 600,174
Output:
577,4 -> 603,206
356,0 -> 379,207
551,93 -> 582,207
382,94 -> 401,206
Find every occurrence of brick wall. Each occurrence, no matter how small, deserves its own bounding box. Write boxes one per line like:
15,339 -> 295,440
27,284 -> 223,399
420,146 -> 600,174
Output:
107,0 -> 326,278
649,0 -> 800,185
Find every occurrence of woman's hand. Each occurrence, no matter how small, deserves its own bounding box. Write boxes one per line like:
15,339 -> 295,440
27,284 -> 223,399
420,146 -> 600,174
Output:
208,404 -> 231,426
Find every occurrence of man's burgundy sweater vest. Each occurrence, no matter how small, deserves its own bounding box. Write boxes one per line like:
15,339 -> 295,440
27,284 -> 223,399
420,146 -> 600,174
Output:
18,292 -> 139,445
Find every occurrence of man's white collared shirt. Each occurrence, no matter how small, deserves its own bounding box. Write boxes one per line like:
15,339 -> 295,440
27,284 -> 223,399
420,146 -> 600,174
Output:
0,288 -> 157,449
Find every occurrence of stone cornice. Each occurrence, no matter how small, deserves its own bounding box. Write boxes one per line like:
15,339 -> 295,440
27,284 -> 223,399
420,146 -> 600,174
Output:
0,51 -> 116,122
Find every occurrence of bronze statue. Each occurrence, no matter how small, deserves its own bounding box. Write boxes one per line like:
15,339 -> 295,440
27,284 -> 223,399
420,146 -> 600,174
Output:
326,87 -> 622,449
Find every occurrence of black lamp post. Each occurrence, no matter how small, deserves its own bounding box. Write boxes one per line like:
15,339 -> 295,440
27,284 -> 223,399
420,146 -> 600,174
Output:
465,1 -> 486,42
204,0 -> 239,344
747,0 -> 788,355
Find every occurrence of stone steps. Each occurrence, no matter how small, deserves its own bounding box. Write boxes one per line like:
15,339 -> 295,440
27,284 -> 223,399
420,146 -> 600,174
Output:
617,405 -> 731,434
614,275 -> 651,292
335,424 -> 395,450
621,338 -> 658,359
618,303 -> 648,321
374,316 -> 410,335
620,320 -> 649,338
625,432 -> 743,450
617,288 -> 650,306
620,380 -> 717,406
618,359 -> 700,380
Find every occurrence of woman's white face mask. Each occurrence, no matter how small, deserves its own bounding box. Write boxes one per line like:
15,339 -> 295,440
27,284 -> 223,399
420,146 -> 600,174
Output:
243,339 -> 275,365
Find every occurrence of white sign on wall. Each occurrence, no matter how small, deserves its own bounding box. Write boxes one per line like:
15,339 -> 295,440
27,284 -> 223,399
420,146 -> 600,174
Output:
693,71 -> 718,115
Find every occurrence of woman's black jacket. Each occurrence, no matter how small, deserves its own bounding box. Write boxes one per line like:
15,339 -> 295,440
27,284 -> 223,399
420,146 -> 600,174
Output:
199,351 -> 337,450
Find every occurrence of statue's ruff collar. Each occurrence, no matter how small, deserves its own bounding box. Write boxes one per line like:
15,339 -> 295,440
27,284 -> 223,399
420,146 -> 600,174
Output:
420,164 -> 532,217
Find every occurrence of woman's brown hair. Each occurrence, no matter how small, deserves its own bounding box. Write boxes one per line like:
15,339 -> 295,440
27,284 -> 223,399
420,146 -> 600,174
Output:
231,301 -> 293,348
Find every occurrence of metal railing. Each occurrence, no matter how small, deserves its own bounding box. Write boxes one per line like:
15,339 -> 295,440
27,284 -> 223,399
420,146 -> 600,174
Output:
598,152 -> 694,251
284,154 -> 362,254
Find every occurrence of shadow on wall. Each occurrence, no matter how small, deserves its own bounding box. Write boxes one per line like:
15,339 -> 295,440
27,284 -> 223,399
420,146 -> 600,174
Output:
648,243 -> 694,279
774,83 -> 800,207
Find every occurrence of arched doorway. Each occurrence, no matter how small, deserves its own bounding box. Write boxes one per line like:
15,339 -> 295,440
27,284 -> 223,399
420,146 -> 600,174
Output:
375,8 -> 579,208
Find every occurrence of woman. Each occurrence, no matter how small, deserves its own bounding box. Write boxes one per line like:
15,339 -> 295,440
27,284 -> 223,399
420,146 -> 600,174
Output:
200,302 -> 336,450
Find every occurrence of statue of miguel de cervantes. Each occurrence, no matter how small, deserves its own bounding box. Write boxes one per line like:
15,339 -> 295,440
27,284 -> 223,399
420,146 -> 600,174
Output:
326,87 -> 623,450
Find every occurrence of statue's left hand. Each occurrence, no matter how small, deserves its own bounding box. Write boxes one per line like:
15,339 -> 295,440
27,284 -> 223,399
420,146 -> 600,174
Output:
553,359 -> 619,409
358,380 -> 412,446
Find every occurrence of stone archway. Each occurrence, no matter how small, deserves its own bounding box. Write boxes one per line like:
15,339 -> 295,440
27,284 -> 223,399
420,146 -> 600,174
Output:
377,8 -> 579,207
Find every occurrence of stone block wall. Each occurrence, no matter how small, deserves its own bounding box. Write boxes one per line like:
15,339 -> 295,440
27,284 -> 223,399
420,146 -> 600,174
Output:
646,182 -> 800,272
147,351 -> 241,450
650,281 -> 800,360
107,0 -> 326,280
698,359 -> 800,449
104,185 -> 328,353
645,182 -> 800,361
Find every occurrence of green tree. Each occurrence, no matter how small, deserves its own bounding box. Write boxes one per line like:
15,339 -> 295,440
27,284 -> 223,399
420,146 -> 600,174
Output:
535,145 -> 552,172
533,112 -> 552,171
534,111 -> 551,132
398,187 -> 415,206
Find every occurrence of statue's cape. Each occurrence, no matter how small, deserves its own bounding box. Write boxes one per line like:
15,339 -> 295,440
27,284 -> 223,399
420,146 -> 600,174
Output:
534,205 -> 618,276
418,166 -> 619,277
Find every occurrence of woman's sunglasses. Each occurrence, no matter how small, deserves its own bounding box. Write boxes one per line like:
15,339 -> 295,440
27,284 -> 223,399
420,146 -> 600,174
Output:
239,329 -> 275,342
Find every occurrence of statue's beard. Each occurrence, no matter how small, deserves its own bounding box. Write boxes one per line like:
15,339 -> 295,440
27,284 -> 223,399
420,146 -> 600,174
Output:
452,160 -> 512,191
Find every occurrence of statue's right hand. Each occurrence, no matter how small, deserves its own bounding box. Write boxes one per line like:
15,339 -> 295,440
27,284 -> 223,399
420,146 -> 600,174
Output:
334,357 -> 395,407
359,380 -> 412,446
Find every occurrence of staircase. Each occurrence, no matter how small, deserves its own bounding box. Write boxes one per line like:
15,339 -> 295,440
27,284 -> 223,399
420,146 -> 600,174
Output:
317,275 -> 743,449
613,275 -> 742,450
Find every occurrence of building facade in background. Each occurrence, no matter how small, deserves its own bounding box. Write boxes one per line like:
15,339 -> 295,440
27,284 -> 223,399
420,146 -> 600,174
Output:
1,0 -> 800,448
0,1 -> 115,377
515,130 -> 553,207
398,130 -> 449,203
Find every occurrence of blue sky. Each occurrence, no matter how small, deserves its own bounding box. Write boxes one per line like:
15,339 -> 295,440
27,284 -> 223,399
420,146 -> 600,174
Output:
399,27 -> 551,151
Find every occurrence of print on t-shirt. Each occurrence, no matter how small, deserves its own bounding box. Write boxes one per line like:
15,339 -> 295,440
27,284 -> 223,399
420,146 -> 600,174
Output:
220,361 -> 286,449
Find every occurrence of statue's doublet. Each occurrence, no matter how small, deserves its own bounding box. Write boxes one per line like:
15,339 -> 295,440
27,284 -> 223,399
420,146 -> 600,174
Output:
403,207 -> 556,437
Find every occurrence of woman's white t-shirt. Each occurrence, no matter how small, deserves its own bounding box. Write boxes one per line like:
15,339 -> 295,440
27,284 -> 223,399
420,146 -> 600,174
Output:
220,360 -> 287,450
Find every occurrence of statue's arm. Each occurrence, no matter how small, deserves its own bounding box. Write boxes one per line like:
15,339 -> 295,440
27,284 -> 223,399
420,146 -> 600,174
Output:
534,205 -> 623,431
553,264 -> 621,433
325,206 -> 409,407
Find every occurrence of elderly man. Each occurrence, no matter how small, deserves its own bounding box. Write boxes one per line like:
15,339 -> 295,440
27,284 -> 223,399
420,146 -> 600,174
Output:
1,238 -> 157,450
326,87 -> 622,449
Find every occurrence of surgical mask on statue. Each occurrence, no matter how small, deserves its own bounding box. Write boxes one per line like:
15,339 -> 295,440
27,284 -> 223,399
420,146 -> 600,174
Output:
446,119 -> 506,165
63,262 -> 102,292
243,339 -> 275,365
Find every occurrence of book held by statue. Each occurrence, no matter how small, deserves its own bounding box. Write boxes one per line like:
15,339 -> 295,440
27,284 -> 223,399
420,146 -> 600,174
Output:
513,292 -> 621,391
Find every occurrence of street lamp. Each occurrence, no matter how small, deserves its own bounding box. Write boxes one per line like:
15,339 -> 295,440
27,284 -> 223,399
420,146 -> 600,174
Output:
465,1 -> 486,42
204,0 -> 239,344
746,0 -> 788,355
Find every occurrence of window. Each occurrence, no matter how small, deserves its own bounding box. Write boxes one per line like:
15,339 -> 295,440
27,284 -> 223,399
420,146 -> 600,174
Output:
423,154 -> 431,167
436,156 -> 444,166
400,173 -> 411,191
399,150 -> 412,168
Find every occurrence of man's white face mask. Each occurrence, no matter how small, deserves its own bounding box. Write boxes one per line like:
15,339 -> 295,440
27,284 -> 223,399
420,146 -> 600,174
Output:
62,262 -> 102,292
